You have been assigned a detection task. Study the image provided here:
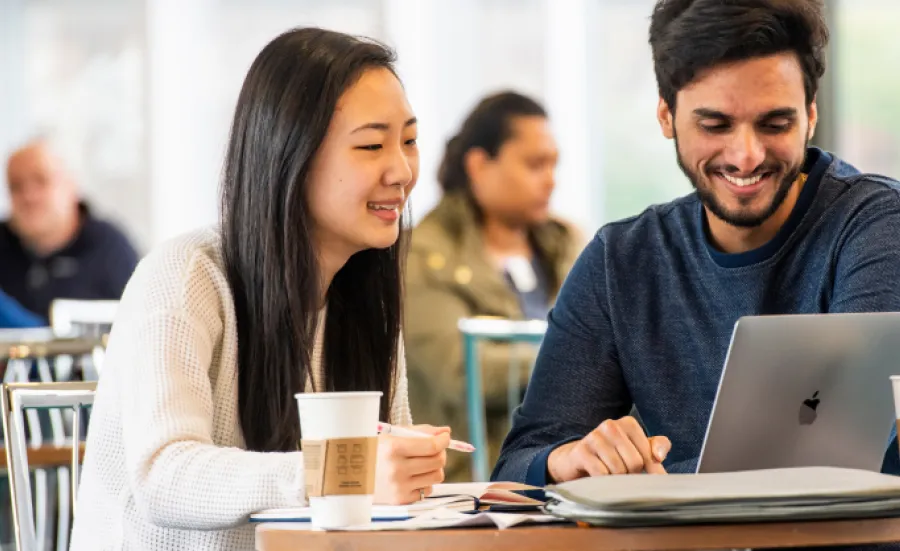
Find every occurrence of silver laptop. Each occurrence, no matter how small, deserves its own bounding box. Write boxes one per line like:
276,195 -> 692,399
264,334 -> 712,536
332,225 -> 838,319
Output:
697,313 -> 900,474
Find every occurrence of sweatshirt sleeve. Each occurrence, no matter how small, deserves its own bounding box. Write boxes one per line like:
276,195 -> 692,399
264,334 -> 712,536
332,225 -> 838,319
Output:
492,232 -> 632,483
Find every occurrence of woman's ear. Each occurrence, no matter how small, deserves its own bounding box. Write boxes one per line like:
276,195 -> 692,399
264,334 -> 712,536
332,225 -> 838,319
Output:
463,148 -> 490,186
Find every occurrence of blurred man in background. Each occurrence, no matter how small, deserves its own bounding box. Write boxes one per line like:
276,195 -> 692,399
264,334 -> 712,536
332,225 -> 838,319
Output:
0,139 -> 139,319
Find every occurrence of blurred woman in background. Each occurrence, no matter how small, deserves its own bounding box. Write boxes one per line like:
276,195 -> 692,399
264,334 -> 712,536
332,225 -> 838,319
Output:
405,91 -> 581,481
71,28 -> 448,551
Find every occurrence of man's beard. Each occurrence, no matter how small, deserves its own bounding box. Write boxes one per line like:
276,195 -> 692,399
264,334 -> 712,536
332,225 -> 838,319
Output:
674,134 -> 808,229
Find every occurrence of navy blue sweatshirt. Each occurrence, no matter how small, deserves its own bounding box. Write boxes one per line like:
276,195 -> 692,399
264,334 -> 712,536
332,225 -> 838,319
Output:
493,148 -> 900,488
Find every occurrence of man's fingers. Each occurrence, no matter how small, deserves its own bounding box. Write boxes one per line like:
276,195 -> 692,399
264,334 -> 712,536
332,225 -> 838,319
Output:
649,435 -> 672,462
617,416 -> 659,472
613,439 -> 645,474
590,424 -> 630,475
644,460 -> 668,475
644,436 -> 671,474
573,445 -> 610,477
550,423 -> 673,482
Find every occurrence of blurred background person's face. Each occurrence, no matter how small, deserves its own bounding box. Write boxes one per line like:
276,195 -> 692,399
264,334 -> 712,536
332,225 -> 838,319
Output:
6,143 -> 79,250
467,116 -> 559,227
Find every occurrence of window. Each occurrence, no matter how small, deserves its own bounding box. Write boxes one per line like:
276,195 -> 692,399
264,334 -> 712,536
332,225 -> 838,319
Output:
836,0 -> 900,179
1,0 -> 897,248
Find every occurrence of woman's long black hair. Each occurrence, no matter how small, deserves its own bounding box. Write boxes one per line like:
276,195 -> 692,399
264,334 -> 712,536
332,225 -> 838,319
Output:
220,28 -> 403,452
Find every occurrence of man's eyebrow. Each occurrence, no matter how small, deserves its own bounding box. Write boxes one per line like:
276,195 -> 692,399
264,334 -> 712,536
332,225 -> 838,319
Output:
692,108 -> 733,122
691,108 -> 798,124
756,108 -> 798,121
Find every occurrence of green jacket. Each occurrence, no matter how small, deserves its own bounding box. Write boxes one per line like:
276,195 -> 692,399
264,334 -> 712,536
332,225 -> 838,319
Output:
404,192 -> 581,481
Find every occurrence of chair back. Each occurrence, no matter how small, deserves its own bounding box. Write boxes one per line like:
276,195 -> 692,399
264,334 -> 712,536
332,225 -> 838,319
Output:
457,317 -> 547,343
0,381 -> 96,551
48,300 -> 116,380
49,299 -> 118,339
457,317 -> 547,481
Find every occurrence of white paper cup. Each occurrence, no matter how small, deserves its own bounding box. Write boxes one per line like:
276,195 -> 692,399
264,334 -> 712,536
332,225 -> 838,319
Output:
295,391 -> 382,529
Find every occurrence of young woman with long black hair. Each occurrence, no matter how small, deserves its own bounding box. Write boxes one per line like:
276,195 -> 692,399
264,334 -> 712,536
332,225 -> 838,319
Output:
71,28 -> 449,550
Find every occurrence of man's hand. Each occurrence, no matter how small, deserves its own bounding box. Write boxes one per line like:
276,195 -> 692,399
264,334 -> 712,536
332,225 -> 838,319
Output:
547,416 -> 671,483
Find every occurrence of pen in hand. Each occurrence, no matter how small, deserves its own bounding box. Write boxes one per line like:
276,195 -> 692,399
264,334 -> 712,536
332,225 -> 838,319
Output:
376,422 -> 476,453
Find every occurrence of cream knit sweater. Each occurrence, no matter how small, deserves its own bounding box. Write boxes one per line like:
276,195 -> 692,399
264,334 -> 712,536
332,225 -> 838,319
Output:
70,228 -> 412,550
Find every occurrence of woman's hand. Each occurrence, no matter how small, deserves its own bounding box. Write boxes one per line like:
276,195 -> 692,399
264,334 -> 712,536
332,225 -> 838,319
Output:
374,425 -> 451,504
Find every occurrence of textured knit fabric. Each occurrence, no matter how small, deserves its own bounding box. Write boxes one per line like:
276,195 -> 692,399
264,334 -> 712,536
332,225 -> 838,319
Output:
0,202 -> 138,317
70,228 -> 412,551
493,148 -> 900,488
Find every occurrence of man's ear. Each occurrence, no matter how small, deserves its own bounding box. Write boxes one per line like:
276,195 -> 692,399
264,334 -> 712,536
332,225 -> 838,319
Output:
658,97 -> 675,140
807,98 -> 818,141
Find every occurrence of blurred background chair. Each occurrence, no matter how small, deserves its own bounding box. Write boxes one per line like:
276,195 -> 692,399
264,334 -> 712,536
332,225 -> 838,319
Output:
458,317 -> 547,481
0,331 -> 103,551
49,300 -> 117,381
49,299 -> 117,338
1,381 -> 95,551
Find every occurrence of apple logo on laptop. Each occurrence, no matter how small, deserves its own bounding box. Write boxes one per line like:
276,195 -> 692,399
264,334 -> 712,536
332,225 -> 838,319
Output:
798,391 -> 820,425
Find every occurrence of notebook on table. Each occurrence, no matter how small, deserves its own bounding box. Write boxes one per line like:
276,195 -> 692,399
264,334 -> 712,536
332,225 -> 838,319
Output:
432,481 -> 540,504
543,466 -> 900,527
250,482 -> 540,523
250,495 -> 476,523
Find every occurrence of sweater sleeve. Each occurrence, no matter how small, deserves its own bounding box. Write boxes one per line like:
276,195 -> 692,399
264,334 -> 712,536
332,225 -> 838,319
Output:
120,308 -> 306,530
110,240 -> 309,531
491,232 -> 632,483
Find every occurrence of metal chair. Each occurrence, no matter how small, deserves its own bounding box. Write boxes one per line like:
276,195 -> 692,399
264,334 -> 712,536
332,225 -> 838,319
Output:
1,382 -> 96,551
49,299 -> 117,338
0,329 -> 55,344
0,331 -> 101,551
458,317 -> 547,481
49,300 -> 116,380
